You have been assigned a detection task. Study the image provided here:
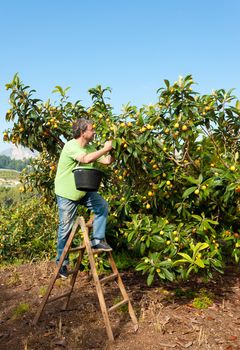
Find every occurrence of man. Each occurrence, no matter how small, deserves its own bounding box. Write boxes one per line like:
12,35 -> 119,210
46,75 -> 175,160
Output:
54,117 -> 113,279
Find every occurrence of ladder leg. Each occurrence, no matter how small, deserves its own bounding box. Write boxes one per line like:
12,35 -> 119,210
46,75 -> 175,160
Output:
33,218 -> 81,325
90,256 -> 114,341
108,252 -> 138,329
79,217 -> 114,342
62,247 -> 85,310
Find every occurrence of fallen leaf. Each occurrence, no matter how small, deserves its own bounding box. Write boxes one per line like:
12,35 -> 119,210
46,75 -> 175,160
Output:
228,335 -> 237,341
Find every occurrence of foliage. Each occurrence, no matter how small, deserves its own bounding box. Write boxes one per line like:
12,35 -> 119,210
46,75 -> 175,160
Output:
0,184 -> 33,207
0,155 -> 31,171
0,196 -> 58,263
2,73 -> 240,284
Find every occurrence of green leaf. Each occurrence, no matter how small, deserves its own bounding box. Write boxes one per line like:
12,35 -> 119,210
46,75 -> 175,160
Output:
140,242 -> 146,255
206,219 -> 218,225
135,262 -> 147,271
146,238 -> 150,248
182,175 -> 200,185
112,139 -> 117,148
161,268 -> 174,281
235,100 -> 240,110
147,272 -> 155,286
195,242 -> 209,252
211,259 -> 222,268
198,173 -> 203,183
186,265 -> 195,278
173,259 -> 190,266
52,86 -> 64,95
191,214 -> 202,221
127,230 -> 135,242
159,260 -> 172,267
194,259 -> 205,268
177,252 -> 193,263
183,186 -> 197,199
164,80 -> 170,89
151,236 -> 164,244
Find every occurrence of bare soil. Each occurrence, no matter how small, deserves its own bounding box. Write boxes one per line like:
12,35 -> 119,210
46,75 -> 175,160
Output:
0,261 -> 240,350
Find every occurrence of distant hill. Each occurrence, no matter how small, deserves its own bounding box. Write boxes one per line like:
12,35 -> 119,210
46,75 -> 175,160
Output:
0,144 -> 38,160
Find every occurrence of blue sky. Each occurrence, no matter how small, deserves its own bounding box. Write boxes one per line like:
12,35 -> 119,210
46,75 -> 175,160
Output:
0,0 -> 240,151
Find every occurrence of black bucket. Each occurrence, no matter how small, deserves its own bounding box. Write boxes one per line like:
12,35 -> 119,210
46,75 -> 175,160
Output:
72,167 -> 104,191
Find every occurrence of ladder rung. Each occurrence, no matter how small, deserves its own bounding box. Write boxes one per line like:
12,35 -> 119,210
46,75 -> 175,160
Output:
69,245 -> 85,252
47,291 -> 71,304
99,273 -> 118,285
108,299 -> 129,313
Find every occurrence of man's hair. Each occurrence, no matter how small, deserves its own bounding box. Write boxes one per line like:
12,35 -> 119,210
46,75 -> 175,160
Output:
72,118 -> 93,139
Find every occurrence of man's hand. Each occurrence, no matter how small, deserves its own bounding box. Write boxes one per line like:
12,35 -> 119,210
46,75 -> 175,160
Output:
98,155 -> 115,165
105,155 -> 113,164
103,140 -> 113,152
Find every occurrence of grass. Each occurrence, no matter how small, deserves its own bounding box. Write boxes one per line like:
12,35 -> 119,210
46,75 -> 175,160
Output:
113,296 -> 129,313
0,258 -> 28,269
113,250 -> 138,270
12,302 -> 30,319
0,169 -> 20,180
174,287 -> 196,299
6,271 -> 21,286
38,286 -> 48,298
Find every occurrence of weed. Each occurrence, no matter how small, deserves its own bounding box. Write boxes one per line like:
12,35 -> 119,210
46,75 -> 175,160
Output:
113,251 -> 138,270
38,286 -> 47,298
113,296 -> 128,313
7,271 -> 21,286
12,302 -> 30,319
55,278 -> 63,287
192,288 -> 214,309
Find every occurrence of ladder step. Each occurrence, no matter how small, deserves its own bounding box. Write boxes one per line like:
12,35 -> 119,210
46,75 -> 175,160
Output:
69,245 -> 85,253
99,273 -> 118,285
108,299 -> 129,313
47,291 -> 71,304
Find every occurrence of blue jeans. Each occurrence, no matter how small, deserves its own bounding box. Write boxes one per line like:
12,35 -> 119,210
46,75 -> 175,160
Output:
56,192 -> 108,266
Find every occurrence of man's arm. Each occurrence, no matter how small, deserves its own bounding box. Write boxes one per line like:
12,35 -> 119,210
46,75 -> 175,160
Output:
75,141 -> 112,164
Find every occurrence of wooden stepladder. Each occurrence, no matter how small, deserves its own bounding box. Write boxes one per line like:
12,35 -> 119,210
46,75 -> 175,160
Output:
33,216 -> 138,341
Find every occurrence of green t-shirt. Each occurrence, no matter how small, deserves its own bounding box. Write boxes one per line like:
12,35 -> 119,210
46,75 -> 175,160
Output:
54,139 -> 96,201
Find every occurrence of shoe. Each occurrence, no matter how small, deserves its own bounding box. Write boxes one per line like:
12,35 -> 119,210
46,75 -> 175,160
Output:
59,265 -> 68,279
91,241 -> 112,252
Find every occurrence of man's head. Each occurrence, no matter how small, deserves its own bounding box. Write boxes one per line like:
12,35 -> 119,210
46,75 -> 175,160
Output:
72,118 -> 95,141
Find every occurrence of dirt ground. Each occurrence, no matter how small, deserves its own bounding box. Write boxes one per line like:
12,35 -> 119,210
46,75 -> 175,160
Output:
0,261 -> 240,350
